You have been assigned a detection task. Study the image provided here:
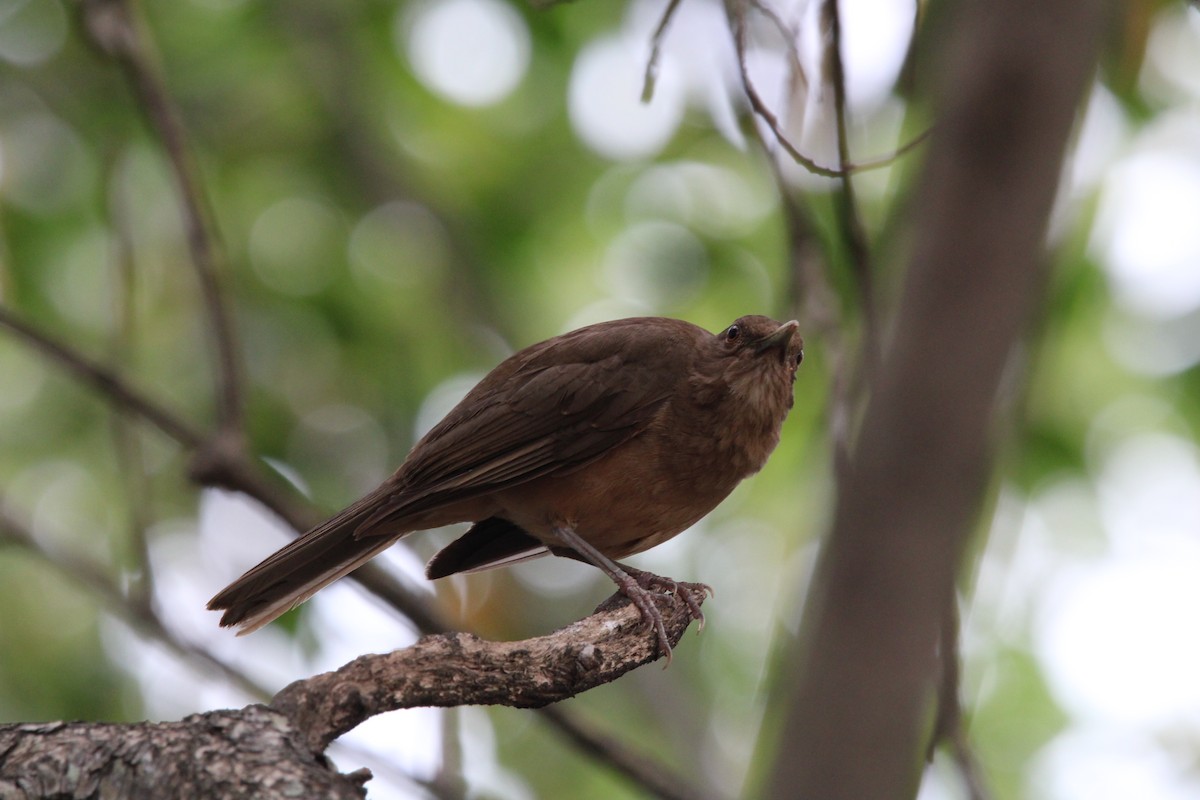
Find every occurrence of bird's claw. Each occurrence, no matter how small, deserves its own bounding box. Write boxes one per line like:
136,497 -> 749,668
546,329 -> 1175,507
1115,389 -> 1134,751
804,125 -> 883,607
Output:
597,567 -> 712,667
627,569 -> 713,631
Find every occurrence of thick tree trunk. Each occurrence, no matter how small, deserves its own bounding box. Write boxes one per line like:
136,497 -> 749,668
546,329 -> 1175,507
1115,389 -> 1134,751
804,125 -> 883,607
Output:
764,0 -> 1111,797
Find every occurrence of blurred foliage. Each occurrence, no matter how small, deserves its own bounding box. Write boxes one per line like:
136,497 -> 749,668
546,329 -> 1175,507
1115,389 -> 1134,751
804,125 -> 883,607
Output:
1,0 -> 1199,798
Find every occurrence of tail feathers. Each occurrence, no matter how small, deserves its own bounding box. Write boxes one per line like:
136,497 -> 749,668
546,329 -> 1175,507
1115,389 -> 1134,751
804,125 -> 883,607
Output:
208,488 -> 408,634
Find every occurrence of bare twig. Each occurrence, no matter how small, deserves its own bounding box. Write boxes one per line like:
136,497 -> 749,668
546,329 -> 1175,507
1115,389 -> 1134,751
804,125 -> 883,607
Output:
927,598 -> 993,800
77,0 -> 244,437
729,2 -> 842,178
642,0 -> 686,102
822,0 -> 876,341
726,0 -> 928,178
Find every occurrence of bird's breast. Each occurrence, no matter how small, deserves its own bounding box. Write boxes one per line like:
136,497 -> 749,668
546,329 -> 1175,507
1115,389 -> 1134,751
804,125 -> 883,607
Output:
491,420 -> 748,559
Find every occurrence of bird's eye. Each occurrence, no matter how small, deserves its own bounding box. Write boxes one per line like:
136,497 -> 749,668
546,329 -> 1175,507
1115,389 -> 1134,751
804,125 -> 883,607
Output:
725,325 -> 740,342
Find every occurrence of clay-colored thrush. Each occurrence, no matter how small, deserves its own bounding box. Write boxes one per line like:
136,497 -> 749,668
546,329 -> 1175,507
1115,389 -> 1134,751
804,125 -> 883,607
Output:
209,315 -> 803,657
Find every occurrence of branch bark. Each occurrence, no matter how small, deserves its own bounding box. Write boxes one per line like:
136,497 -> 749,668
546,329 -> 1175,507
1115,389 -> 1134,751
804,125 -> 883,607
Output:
0,708 -> 366,800
0,594 -> 702,800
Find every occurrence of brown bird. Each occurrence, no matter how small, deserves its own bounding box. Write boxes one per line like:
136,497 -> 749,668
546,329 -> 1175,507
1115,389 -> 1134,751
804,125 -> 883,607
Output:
209,315 -> 803,658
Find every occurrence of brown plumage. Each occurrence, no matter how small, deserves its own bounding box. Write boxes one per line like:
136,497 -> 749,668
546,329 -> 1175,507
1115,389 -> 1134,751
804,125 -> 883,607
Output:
208,315 -> 804,657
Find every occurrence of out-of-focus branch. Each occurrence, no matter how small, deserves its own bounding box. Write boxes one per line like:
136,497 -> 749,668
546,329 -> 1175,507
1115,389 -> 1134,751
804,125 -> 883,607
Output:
537,705 -> 721,800
764,0 -> 1108,797
0,503 -> 270,702
642,0 -> 684,101
0,306 -> 453,636
729,2 -> 841,179
822,0 -> 876,341
724,0 -> 929,178
76,0 -> 244,437
0,307 -> 205,448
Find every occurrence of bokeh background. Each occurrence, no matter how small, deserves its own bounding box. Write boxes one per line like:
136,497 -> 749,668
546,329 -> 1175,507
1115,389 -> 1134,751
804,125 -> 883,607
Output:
2,0 -> 1199,798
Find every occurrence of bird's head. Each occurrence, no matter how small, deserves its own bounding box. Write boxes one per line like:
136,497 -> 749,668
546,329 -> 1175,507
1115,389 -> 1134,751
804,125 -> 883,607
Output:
713,315 -> 804,412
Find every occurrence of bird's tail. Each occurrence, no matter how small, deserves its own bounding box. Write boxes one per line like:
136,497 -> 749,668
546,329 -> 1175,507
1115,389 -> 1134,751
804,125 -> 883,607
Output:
207,486 -> 404,634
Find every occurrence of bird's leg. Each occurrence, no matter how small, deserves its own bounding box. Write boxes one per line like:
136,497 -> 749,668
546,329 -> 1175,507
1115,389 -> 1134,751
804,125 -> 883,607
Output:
616,564 -> 713,632
550,525 -> 678,662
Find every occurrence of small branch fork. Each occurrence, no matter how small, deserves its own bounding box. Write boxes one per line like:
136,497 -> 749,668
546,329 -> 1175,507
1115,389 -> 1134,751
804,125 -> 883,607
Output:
641,0 -> 931,178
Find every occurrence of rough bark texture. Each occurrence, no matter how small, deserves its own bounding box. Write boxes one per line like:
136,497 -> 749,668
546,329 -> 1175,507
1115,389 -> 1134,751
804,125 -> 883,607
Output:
0,592 -> 700,800
765,0 -> 1111,798
273,590 -> 702,752
0,707 -> 364,800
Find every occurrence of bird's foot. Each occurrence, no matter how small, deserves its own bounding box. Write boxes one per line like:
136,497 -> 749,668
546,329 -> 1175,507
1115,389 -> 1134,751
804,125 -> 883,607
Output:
550,524 -> 708,666
621,565 -> 713,632
593,566 -> 712,666
596,571 -> 675,665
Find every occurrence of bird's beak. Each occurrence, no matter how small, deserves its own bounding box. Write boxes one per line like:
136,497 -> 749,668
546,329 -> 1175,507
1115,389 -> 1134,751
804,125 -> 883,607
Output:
755,320 -> 800,354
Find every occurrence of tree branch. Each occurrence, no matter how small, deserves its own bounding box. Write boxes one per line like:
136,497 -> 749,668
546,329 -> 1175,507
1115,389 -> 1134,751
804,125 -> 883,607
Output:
77,0 -> 244,437
273,591 -> 703,753
0,501 -> 271,702
0,596 -> 704,800
0,708 -> 367,800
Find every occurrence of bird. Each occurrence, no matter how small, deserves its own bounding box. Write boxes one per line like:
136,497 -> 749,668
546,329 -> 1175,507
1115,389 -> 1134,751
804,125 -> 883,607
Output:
208,315 -> 804,659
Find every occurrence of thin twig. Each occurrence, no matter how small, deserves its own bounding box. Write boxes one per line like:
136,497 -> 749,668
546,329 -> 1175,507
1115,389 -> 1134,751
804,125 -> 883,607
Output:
820,0 -> 878,467
730,1 -> 842,178
748,0 -> 804,81
77,0 -> 244,437
727,0 -> 928,177
847,127 -> 933,171
928,597 -> 994,800
642,0 -> 686,102
822,0 -> 875,333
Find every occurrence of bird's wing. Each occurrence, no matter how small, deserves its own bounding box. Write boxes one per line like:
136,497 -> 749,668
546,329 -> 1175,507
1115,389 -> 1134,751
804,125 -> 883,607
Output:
356,320 -> 693,534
